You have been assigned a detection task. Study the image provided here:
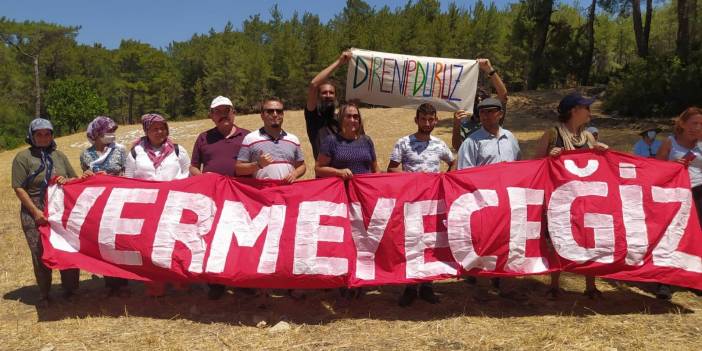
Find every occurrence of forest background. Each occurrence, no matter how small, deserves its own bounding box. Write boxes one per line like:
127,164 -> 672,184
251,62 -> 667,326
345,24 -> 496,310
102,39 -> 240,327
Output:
1,0 -> 701,150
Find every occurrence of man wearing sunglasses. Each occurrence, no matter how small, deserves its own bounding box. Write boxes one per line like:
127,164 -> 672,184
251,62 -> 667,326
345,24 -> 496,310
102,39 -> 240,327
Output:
236,97 -> 306,183
190,95 -> 250,300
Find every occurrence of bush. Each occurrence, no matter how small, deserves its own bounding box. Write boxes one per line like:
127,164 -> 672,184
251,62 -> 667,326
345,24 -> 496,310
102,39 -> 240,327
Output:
0,103 -> 30,150
46,78 -> 108,134
604,54 -> 702,118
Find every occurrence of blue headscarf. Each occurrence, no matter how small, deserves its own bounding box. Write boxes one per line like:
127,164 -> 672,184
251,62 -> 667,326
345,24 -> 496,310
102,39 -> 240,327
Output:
22,118 -> 56,196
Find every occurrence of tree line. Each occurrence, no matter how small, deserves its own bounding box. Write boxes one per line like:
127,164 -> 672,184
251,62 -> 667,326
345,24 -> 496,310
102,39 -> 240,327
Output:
0,0 -> 700,149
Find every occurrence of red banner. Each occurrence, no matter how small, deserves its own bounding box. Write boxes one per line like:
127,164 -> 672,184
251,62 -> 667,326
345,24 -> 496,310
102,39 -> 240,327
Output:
41,150 -> 702,290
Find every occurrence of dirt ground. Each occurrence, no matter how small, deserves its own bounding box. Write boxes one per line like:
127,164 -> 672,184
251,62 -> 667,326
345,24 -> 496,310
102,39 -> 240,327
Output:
0,89 -> 700,351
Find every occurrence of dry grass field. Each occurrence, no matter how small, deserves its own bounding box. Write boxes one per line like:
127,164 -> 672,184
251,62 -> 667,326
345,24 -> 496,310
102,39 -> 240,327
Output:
1,89 -> 700,350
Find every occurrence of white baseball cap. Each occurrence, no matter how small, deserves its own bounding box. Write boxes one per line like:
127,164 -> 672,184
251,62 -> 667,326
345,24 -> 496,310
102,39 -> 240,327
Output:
210,96 -> 233,109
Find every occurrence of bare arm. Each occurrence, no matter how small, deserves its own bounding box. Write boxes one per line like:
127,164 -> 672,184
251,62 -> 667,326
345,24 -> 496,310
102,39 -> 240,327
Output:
306,50 -> 353,111
14,187 -> 46,225
478,58 -> 508,104
386,160 -> 402,173
189,165 -> 202,176
315,154 -> 352,179
655,138 -> 672,161
533,131 -> 553,159
284,161 -> 307,184
370,160 -> 380,174
452,110 -> 469,151
235,160 -> 259,176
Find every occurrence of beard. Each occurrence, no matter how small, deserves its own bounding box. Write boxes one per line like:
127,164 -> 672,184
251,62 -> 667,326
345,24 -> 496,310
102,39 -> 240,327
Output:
271,123 -> 281,128
318,100 -> 336,119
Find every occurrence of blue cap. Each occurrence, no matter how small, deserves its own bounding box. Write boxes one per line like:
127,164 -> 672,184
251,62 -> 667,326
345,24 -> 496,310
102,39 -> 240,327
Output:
557,93 -> 594,115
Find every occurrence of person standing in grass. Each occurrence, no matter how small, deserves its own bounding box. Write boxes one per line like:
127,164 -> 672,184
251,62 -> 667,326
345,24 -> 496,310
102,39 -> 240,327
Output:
79,116 -> 130,297
125,113 -> 191,297
12,118 -> 85,307
190,96 -> 250,300
387,102 -> 454,307
456,97 -> 521,297
533,92 -> 608,300
654,107 -> 702,300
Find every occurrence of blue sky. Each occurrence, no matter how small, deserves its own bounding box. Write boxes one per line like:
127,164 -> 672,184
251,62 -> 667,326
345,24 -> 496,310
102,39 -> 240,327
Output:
2,0 -> 518,49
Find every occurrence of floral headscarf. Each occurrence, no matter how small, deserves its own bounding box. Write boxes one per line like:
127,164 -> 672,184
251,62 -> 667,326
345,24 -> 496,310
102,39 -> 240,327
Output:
86,116 -> 117,144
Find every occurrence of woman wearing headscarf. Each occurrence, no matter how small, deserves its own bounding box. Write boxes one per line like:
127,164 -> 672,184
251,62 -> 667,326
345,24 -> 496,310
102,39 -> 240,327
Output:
79,116 -> 129,296
11,118 -> 81,307
125,113 -> 190,297
533,93 -> 608,300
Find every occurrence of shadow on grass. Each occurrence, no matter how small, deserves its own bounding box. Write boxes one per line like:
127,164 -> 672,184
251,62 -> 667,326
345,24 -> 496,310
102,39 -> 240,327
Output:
2,274 -> 694,325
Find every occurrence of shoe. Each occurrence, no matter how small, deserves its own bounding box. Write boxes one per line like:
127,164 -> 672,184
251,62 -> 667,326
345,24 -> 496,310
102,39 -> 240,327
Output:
418,285 -> 439,304
655,284 -> 672,300
398,286 -> 418,307
584,288 -> 603,299
208,285 -> 226,300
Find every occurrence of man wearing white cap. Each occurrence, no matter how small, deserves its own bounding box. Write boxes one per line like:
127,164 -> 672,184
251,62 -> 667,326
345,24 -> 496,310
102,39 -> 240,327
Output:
190,95 -> 250,299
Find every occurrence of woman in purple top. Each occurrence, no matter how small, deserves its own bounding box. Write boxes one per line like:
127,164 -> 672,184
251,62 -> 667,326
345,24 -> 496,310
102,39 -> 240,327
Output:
315,102 -> 379,178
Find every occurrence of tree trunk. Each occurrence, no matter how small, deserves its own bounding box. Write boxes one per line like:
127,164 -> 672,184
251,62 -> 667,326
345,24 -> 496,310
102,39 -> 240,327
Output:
128,89 -> 134,125
691,0 -> 698,49
581,0 -> 597,85
33,55 -> 41,118
677,0 -> 690,62
644,0 -> 652,51
631,0 -> 649,57
527,0 -> 554,90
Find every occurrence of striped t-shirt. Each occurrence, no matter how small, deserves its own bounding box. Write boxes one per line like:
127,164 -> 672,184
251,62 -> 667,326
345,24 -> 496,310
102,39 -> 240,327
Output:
237,128 -> 304,180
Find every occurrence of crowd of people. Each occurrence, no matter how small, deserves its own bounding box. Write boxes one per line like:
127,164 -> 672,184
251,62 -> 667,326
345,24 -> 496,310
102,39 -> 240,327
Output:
11,50 -> 702,308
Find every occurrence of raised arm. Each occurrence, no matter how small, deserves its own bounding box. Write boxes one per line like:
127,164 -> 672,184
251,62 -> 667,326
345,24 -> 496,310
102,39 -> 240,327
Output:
477,58 -> 508,104
306,50 -> 353,111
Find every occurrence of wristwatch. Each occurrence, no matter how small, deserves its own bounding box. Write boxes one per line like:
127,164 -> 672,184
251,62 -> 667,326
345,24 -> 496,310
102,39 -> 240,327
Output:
488,69 -> 498,76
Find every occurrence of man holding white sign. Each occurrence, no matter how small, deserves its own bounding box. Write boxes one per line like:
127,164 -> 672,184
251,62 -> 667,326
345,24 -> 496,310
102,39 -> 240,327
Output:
305,51 -> 350,159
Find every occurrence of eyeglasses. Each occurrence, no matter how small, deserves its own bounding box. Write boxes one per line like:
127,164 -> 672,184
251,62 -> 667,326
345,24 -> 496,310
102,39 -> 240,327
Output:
479,108 -> 501,114
264,109 -> 284,115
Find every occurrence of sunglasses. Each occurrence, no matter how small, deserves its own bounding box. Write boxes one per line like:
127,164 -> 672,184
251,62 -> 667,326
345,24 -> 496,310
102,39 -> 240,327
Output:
264,108 -> 284,115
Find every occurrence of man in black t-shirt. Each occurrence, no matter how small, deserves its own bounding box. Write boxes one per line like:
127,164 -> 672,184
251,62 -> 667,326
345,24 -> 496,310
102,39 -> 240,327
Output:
305,50 -> 353,159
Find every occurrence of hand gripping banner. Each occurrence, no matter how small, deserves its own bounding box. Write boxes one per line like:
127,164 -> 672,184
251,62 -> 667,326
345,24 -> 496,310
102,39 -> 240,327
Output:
41,150 -> 702,290
345,48 -> 480,111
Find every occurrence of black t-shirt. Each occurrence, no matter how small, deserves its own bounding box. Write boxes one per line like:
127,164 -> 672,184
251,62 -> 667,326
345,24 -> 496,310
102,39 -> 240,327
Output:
304,107 -> 339,159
